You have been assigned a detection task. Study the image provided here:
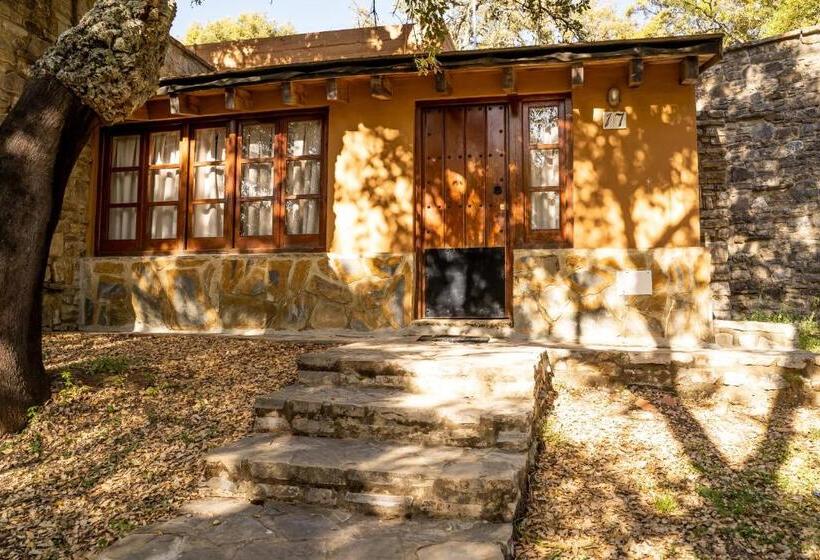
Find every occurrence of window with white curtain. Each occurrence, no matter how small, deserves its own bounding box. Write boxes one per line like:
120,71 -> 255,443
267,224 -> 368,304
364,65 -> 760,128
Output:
98,112 -> 326,254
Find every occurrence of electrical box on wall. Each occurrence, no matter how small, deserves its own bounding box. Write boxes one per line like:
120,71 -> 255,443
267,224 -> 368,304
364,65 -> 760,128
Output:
616,270 -> 652,296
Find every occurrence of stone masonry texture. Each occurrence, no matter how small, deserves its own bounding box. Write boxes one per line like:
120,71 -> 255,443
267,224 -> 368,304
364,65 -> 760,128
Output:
697,26 -> 820,319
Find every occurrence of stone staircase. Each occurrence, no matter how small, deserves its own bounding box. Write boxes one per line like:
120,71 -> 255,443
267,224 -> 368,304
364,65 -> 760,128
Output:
203,338 -> 548,557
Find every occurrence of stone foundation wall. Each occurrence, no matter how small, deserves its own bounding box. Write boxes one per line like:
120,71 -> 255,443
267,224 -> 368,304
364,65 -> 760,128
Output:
79,254 -> 413,332
513,248 -> 712,347
698,26 -> 820,319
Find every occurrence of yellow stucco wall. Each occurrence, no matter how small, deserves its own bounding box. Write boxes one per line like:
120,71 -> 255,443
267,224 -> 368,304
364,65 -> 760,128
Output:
320,61 -> 700,254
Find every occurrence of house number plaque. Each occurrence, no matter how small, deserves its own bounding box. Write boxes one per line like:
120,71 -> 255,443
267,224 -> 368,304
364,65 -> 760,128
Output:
603,111 -> 627,130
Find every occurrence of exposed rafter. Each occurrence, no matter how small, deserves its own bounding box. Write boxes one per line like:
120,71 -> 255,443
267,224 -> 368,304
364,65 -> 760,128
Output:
628,58 -> 644,88
370,75 -> 392,100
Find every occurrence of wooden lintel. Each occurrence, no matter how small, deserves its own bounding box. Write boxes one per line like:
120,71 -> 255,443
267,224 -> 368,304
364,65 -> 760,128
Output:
281,81 -> 303,106
128,105 -> 150,120
501,67 -> 516,93
679,56 -> 699,85
225,87 -> 253,111
434,71 -> 451,95
169,93 -> 200,116
628,59 -> 644,88
571,62 -> 584,88
325,78 -> 348,102
370,75 -> 392,100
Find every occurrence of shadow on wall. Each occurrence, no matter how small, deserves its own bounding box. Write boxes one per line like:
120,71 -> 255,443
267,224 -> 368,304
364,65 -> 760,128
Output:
332,124 -> 414,254
514,97 -> 711,347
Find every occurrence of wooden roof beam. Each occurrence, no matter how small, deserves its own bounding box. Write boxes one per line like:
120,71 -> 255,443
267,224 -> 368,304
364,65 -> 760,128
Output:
370,75 -> 392,100
628,58 -> 644,88
571,62 -> 584,88
434,71 -> 451,95
325,78 -> 349,102
225,87 -> 254,111
679,55 -> 699,85
169,93 -> 200,116
281,81 -> 303,106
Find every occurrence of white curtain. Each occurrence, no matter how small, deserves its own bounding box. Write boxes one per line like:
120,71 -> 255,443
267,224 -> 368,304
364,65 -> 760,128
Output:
152,169 -> 179,202
243,125 -> 274,159
193,203 -> 224,237
112,135 -> 139,167
111,171 -> 138,204
109,208 -> 136,240
242,163 -> 273,197
287,120 -> 321,156
195,166 -> 225,199
151,131 -> 180,165
531,191 -> 560,230
286,199 -> 319,235
287,160 -> 321,195
529,149 -> 559,187
196,127 -> 226,162
241,201 -> 272,236
150,206 -> 177,239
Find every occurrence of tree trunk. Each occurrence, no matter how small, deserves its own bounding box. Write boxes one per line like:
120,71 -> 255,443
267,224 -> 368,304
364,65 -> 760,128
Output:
0,0 -> 175,434
0,78 -> 98,433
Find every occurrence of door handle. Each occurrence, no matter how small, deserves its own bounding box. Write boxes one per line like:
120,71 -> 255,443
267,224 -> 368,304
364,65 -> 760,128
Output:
493,185 -> 503,195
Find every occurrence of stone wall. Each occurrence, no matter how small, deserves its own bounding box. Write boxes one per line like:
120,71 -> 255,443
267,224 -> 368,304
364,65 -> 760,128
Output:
698,26 -> 820,319
513,248 -> 712,347
80,254 -> 413,332
1,0 -> 95,329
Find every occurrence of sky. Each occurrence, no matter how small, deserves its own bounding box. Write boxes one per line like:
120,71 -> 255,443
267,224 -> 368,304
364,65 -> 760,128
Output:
170,0 -> 633,40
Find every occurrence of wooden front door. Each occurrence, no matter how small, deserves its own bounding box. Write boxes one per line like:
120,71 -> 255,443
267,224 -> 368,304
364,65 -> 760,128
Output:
418,102 -> 509,319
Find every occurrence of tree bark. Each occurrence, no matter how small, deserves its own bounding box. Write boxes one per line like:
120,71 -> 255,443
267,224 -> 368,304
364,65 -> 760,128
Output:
0,78 -> 98,433
0,0 -> 175,434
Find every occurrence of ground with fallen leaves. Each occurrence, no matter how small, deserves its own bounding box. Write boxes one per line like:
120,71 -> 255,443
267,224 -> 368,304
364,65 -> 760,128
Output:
0,333 -> 329,560
517,381 -> 820,560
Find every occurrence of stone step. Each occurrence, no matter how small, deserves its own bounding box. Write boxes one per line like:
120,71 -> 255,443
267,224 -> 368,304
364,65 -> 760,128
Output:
206,434 -> 526,522
254,384 -> 532,450
296,366 -> 535,399
99,498 -> 512,560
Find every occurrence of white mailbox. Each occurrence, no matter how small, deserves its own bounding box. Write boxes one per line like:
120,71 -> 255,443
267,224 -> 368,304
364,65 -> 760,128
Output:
616,270 -> 652,296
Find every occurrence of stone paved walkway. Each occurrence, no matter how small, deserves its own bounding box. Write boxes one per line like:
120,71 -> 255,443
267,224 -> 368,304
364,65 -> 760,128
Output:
99,498 -> 509,560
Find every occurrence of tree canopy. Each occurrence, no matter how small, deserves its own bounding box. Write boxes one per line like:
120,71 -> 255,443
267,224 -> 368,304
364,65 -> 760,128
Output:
629,0 -> 820,44
183,12 -> 296,45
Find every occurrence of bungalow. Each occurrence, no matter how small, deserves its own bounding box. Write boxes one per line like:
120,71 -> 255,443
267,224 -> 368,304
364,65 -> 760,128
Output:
78,25 -> 723,346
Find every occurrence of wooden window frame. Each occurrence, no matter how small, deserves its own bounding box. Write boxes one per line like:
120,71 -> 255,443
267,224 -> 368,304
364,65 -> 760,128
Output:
95,108 -> 328,256
186,119 -> 235,252
281,115 -> 326,250
518,97 -> 573,247
144,124 -> 187,252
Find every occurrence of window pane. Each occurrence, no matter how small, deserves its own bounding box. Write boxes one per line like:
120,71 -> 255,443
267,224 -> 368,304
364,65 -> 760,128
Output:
150,131 -> 180,165
531,191 -> 560,230
286,199 -> 319,235
149,206 -> 177,239
287,120 -> 321,156
286,160 -> 321,195
150,169 -> 179,202
529,149 -> 560,187
193,203 -> 224,238
240,201 -> 273,236
196,127 -> 227,162
111,171 -> 138,203
194,165 -> 225,199
112,135 -> 140,167
241,163 -> 274,198
242,124 -> 274,159
108,207 -> 137,240
529,106 -> 559,145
